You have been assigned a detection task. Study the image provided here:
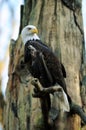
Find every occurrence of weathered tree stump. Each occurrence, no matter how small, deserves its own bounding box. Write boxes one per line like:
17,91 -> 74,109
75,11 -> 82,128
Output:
3,0 -> 86,130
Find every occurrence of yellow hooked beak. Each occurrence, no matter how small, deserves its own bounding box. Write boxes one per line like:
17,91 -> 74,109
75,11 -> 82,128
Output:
31,28 -> 38,34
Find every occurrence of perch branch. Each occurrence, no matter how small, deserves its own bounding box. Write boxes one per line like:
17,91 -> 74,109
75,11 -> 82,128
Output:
70,103 -> 86,124
31,78 -> 52,129
31,78 -> 62,97
31,78 -> 86,124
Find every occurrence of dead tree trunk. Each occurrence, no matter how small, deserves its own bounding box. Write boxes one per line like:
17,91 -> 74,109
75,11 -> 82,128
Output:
3,0 -> 86,130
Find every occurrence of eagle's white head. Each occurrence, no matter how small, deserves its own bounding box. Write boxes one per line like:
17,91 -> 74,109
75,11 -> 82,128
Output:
21,25 -> 40,44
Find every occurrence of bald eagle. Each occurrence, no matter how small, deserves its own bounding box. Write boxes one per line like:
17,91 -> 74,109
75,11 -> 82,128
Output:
21,25 -> 71,109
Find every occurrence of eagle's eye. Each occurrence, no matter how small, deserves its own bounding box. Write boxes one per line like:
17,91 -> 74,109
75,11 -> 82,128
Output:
28,27 -> 32,30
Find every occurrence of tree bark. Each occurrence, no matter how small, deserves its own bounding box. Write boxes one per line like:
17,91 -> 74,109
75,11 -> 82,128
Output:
0,77 -> 5,128
3,0 -> 86,130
